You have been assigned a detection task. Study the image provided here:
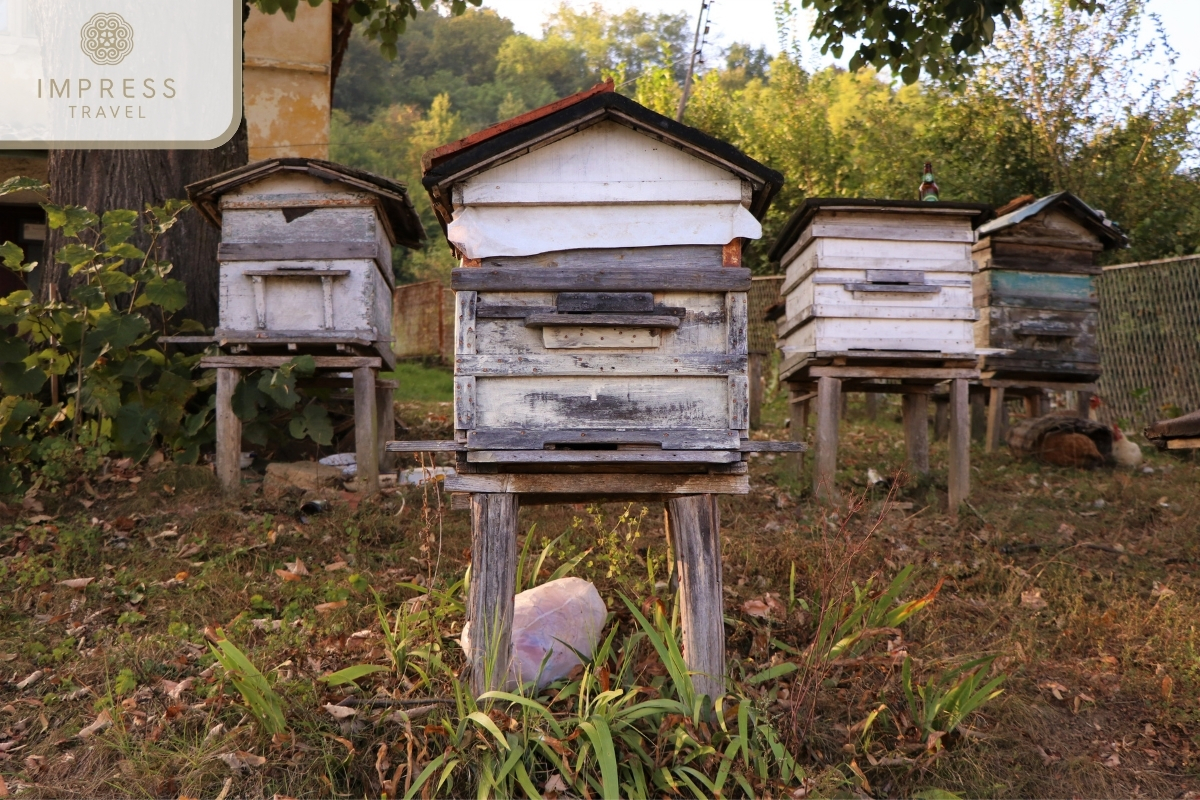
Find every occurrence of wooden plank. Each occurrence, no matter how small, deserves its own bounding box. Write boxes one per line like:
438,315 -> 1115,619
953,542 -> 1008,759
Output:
468,493 -> 519,696
451,267 -> 752,292
219,242 -> 380,261
386,440 -> 463,452
461,179 -> 744,205
722,240 -> 742,267
482,245 -> 724,270
241,268 -> 352,277
728,374 -> 750,431
844,283 -> 941,294
525,313 -> 681,329
809,366 -> 978,379
455,353 -> 746,378
476,304 -> 555,319
213,328 -> 378,343
200,355 -> 381,369
444,473 -> 750,495
726,292 -> 748,355
556,292 -> 655,313
1166,438 -> 1200,450
378,385 -> 396,472
796,305 -> 977,321
748,353 -> 764,429
866,270 -> 926,283
466,428 -> 741,451
814,376 -> 840,502
902,394 -> 930,475
985,386 -> 1006,454
933,397 -> 949,440
216,368 -> 242,493
454,376 -> 477,430
353,367 -> 380,494
809,221 -> 975,243
667,494 -> 726,701
740,439 -> 807,452
466,450 -> 742,464
948,379 -> 970,515
542,327 -> 662,349
789,394 -> 809,475
455,291 -> 477,355
982,378 -> 1098,392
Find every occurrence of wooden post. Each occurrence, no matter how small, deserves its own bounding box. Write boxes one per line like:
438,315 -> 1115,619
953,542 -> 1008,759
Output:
864,392 -> 879,421
666,494 -> 725,702
215,367 -> 242,492
789,391 -> 809,477
468,493 -> 519,696
1076,390 -> 1093,419
353,366 -> 380,494
948,379 -> 970,515
969,392 -> 987,443
1024,392 -> 1045,419
748,353 -> 764,429
377,384 -> 396,473
901,393 -> 929,475
933,397 -> 949,441
814,376 -> 840,501
985,386 -> 1006,453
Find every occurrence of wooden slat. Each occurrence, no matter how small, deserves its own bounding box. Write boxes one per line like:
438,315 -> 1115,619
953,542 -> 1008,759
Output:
455,291 -> 477,355
444,472 -> 750,494
902,394 -> 929,475
454,375 -> 476,429
542,327 -> 662,349
216,368 -> 241,493
482,245 -> 724,270
1166,438 -> 1200,450
219,242 -> 380,261
667,494 -> 725,701
982,378 -> 1098,392
353,367 -> 379,495
809,366 -> 978,379
739,440 -> 807,452
466,428 -> 741,450
814,376 -> 839,502
241,268 -> 352,277
728,374 -> 749,430
948,379 -> 970,514
843,283 -> 941,294
556,292 -> 654,313
467,493 -> 519,696
200,355 -> 381,368
451,266 -> 752,292
385,440 -> 463,452
475,304 -> 555,319
455,353 -> 747,377
726,292 -> 748,355
524,313 -> 681,329
466,450 -> 742,464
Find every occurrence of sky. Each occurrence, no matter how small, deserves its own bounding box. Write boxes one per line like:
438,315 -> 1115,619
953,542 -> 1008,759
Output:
480,0 -> 1200,80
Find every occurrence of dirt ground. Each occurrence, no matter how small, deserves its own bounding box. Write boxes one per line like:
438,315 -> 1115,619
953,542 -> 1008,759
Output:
2,388 -> 1198,798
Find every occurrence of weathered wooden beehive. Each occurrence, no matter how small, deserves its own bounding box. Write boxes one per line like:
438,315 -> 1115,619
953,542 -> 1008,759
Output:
419,83 -> 783,484
972,192 -> 1127,382
188,158 -> 426,367
770,198 -> 992,378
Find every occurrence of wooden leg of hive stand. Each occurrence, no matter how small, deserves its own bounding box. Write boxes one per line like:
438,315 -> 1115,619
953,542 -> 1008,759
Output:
748,353 -> 764,430
1076,391 -> 1093,419
902,393 -> 930,475
789,392 -> 809,478
215,367 -> 241,493
666,494 -> 725,704
933,397 -> 949,441
1025,392 -> 1044,419
948,379 -> 970,516
468,493 -> 519,696
377,384 -> 396,473
814,377 -> 840,502
865,392 -> 879,422
986,386 -> 1006,454
969,392 -> 987,442
353,367 -> 379,495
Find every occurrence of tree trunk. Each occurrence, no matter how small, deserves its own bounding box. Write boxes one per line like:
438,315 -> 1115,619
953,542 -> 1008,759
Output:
41,122 -> 248,328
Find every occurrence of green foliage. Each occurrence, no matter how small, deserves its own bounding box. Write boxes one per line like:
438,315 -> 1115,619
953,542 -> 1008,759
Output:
209,629 -> 287,735
901,655 -> 1006,742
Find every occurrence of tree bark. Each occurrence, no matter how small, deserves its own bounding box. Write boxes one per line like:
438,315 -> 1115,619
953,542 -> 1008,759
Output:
41,122 -> 248,328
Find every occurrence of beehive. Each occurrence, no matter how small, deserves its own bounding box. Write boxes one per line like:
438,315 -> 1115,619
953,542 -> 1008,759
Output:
187,158 -> 425,366
769,199 -> 992,379
419,84 -> 783,478
972,192 -> 1127,382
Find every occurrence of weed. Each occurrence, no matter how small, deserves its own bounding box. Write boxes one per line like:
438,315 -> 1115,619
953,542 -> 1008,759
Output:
208,630 -> 286,735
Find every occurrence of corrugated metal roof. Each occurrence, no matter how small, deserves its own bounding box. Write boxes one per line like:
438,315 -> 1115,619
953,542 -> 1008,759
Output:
977,191 -> 1127,248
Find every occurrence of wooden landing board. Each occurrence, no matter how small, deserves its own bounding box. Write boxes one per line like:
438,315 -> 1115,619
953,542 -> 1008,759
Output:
451,266 -> 752,293
466,428 -> 740,450
466,450 -> 742,464
444,472 -> 750,495
200,355 -> 382,369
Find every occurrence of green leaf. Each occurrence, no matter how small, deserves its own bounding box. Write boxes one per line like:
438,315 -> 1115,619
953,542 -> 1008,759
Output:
258,366 -> 300,409
43,204 -> 98,237
0,241 -> 32,273
466,711 -> 510,751
57,243 -> 100,272
288,354 -> 317,376
141,277 -> 188,312
70,284 -> 106,309
232,378 -> 267,421
288,403 -> 333,445
579,719 -> 619,799
93,311 -> 149,352
106,242 -> 146,260
114,402 -> 161,449
95,269 -> 136,297
0,176 -> 49,197
320,664 -> 388,685
0,363 -> 47,395
0,335 -> 30,364
747,662 -> 798,685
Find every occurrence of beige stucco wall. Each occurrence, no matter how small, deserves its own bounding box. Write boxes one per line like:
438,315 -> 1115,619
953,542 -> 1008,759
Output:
243,4 -> 332,161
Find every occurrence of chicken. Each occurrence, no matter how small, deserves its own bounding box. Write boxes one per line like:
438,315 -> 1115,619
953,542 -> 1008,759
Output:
1112,425 -> 1143,468
1039,432 -> 1105,468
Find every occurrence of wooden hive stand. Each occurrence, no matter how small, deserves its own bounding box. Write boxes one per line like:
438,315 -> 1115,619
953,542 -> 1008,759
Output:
203,354 -> 395,495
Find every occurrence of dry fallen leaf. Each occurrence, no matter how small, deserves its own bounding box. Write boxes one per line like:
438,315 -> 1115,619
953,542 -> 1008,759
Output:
323,703 -> 356,720
1038,681 -> 1069,701
216,750 -> 267,773
1103,752 -> 1120,768
78,710 -> 112,739
285,559 -> 309,576
58,577 -> 95,590
1151,583 -> 1176,601
275,569 -> 302,583
1162,675 -> 1174,701
14,670 -> 43,690
314,600 -> 347,613
1021,589 -> 1048,611
324,561 -> 349,572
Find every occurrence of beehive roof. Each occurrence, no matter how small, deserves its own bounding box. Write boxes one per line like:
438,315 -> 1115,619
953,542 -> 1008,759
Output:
768,197 -> 994,263
976,191 -> 1127,249
420,81 -> 784,237
186,158 -> 426,250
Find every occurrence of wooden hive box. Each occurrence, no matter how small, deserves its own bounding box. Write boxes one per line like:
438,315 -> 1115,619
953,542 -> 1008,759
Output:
420,82 -> 783,483
972,192 -> 1127,382
768,198 -> 992,380
187,158 -> 426,367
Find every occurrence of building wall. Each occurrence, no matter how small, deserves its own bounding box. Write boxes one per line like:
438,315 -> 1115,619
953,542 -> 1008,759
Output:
243,3 -> 332,161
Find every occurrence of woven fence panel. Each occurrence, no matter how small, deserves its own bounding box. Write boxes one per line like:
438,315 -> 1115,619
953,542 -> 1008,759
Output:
1096,257 -> 1200,427
749,276 -> 783,355
393,280 -> 453,362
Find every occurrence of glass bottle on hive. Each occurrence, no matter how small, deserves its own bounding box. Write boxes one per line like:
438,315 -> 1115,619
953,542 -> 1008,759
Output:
919,161 -> 939,201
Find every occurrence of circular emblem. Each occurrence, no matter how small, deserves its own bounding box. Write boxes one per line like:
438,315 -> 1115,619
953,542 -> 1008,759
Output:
80,13 -> 134,66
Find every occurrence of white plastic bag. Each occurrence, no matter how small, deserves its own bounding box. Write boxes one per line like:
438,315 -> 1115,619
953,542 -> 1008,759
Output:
460,577 -> 607,689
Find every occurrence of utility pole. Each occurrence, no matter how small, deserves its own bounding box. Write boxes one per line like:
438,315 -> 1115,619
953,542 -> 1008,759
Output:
675,0 -> 712,122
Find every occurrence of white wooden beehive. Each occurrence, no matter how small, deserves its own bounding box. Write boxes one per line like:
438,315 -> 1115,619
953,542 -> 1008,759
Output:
420,88 -> 783,468
771,199 -> 991,367
188,159 -> 426,366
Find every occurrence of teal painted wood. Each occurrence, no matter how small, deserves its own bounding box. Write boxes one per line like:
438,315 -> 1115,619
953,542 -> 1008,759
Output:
988,271 -> 1096,301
